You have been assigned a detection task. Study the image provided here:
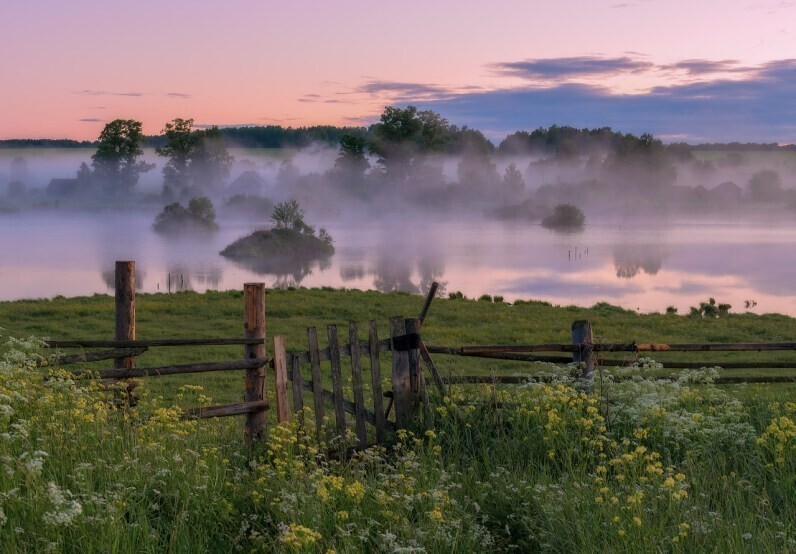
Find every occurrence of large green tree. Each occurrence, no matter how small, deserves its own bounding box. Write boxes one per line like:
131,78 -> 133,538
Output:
91,119 -> 153,194
156,119 -> 234,198
368,105 -> 456,181
156,118 -> 200,195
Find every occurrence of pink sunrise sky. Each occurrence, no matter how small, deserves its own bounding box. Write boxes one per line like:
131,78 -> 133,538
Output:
1,0 -> 794,142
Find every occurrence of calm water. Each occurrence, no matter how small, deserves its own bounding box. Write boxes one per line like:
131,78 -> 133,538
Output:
1,210 -> 795,316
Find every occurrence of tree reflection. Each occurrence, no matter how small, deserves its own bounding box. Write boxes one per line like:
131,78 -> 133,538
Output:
613,246 -> 664,279
101,267 -> 146,291
228,254 -> 331,289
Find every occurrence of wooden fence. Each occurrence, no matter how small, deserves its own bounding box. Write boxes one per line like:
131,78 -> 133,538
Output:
428,320 -> 796,386
41,261 -> 441,448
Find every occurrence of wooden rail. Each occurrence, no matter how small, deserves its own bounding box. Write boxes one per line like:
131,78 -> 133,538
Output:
433,342 -> 796,355
41,261 -> 270,443
44,338 -> 263,348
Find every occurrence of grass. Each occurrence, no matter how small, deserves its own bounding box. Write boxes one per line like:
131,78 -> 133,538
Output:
1,288 -> 795,406
2,337 -> 796,551
1,290 -> 796,551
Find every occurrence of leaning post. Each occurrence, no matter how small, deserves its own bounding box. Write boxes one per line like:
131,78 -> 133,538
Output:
571,320 -> 594,384
244,283 -> 267,443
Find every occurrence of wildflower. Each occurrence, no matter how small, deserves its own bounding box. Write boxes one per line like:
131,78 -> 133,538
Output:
42,482 -> 82,526
278,523 -> 321,548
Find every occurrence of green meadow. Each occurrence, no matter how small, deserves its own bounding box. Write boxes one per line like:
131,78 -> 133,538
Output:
1,289 -> 796,552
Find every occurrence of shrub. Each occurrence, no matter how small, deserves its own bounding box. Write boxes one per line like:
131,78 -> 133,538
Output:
541,204 -> 585,231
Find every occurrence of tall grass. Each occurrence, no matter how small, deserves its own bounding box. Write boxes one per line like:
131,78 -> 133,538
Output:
2,331 -> 796,552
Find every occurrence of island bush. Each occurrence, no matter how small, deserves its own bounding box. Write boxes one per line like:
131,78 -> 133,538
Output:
541,203 -> 585,231
153,196 -> 218,233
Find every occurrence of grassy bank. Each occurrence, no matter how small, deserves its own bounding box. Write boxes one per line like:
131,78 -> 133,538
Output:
1,288 -> 795,404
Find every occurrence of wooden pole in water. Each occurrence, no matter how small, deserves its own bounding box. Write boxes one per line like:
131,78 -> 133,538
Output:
244,283 -> 267,442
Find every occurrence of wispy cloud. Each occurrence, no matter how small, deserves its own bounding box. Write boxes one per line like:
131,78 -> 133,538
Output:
166,92 -> 192,99
491,56 -> 654,80
78,118 -> 105,123
73,90 -> 143,97
661,59 -> 746,76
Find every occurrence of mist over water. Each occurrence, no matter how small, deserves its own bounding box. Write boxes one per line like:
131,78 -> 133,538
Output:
2,142 -> 796,316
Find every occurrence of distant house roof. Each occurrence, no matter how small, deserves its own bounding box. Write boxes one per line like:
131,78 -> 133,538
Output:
709,181 -> 742,203
227,170 -> 266,196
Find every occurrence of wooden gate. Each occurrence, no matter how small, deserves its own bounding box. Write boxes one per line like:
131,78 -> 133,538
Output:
271,316 -> 427,449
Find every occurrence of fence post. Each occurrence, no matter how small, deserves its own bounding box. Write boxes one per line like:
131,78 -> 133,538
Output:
571,320 -> 594,382
391,316 -> 422,429
244,283 -> 267,442
273,335 -> 290,424
114,261 -> 136,369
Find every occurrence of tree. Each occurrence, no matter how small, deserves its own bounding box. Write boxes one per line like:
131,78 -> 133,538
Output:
748,170 -> 782,202
191,126 -> 234,192
91,119 -> 153,194
502,163 -> 525,195
156,119 -> 234,197
156,118 -> 200,195
188,196 -> 216,223
334,134 -> 370,175
271,199 -> 305,230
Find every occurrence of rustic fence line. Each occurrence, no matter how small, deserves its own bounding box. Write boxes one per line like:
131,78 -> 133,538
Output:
40,260 -> 438,450
428,319 -> 796,386
41,261 -> 270,443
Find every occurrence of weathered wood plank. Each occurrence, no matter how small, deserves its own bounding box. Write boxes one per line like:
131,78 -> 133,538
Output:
69,358 -> 267,379
431,342 -> 796,355
418,281 -> 439,323
390,316 -> 412,429
445,375 -> 796,385
44,338 -> 263,348
115,261 -> 136,371
289,375 -> 395,431
41,347 -> 148,368
290,354 -> 304,421
244,283 -> 267,443
349,322 -> 367,447
369,320 -> 386,443
328,325 -> 347,441
184,400 -> 269,419
273,335 -> 290,424
307,327 -> 325,442
572,320 -> 594,380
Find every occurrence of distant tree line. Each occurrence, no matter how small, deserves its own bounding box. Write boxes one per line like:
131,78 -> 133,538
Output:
0,139 -> 96,148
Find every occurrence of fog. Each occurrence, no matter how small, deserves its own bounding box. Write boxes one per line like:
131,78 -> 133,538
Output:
1,138 -> 796,315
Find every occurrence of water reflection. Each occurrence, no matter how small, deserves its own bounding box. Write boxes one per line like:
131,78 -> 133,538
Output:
613,245 -> 665,279
228,255 -> 332,289
101,267 -> 147,291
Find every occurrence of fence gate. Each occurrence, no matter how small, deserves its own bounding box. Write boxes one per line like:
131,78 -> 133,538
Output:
272,316 -> 434,449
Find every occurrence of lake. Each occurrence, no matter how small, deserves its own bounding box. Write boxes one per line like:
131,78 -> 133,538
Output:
1,210 -> 794,316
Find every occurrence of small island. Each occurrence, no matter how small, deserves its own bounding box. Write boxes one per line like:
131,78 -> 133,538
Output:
541,203 -> 585,232
153,196 -> 219,233
220,200 -> 334,270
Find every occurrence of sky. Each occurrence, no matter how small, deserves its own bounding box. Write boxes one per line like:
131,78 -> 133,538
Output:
1,0 -> 795,143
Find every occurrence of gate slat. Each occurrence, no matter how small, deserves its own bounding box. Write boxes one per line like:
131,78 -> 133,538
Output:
349,321 -> 367,447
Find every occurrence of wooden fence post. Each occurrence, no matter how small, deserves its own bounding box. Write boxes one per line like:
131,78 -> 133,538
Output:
114,261 -> 136,370
391,316 -> 422,429
273,335 -> 290,424
571,320 -> 594,381
244,283 -> 267,442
